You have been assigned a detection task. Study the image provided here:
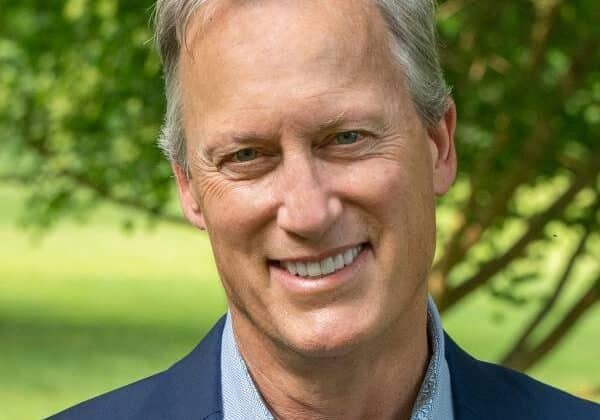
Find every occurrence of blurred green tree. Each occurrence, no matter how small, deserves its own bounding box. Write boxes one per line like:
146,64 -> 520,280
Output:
1,0 -> 598,372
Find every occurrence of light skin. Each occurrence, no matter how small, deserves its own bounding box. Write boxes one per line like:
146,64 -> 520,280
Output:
174,0 -> 456,418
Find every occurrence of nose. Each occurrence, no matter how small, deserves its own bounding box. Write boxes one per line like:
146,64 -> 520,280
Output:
276,156 -> 342,241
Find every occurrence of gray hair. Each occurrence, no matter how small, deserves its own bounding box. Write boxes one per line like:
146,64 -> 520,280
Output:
153,0 -> 450,168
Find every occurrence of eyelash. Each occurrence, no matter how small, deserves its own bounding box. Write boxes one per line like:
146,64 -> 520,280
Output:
321,131 -> 372,151
332,131 -> 364,144
219,148 -> 268,168
233,148 -> 260,162
220,131 -> 371,165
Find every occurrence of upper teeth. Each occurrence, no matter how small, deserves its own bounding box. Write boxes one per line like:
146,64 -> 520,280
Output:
281,245 -> 362,278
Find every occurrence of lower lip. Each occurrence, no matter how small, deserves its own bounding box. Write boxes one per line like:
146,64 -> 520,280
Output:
269,245 -> 370,297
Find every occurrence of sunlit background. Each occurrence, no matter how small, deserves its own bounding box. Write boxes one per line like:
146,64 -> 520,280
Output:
1,0 -> 598,418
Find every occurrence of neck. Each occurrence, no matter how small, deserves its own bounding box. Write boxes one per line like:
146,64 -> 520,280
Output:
231,305 -> 430,420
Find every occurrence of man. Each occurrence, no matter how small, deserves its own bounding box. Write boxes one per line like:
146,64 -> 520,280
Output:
51,0 -> 600,419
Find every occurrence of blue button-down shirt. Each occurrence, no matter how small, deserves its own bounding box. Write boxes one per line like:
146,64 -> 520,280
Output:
221,296 -> 454,419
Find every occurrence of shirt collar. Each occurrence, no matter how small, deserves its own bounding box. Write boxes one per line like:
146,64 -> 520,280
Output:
221,296 -> 453,420
220,312 -> 274,420
411,295 -> 454,420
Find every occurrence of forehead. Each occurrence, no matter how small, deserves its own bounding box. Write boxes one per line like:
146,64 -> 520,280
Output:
185,0 -> 386,54
179,0 -> 406,133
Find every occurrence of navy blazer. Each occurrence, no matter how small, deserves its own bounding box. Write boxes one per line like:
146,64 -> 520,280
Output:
49,316 -> 600,419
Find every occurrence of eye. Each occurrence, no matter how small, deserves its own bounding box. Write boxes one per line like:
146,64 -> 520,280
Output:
334,131 -> 361,145
233,148 -> 259,162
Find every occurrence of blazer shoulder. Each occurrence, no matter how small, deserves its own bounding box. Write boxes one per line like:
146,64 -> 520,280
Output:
47,316 -> 227,420
47,372 -> 163,420
444,333 -> 600,420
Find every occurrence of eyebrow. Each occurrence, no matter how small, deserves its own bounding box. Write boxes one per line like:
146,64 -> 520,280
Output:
315,107 -> 386,133
317,111 -> 347,131
201,106 -> 387,157
200,131 -> 274,160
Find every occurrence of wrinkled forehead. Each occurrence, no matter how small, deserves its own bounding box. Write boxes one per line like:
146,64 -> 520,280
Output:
176,0 -> 412,140
181,0 -> 395,66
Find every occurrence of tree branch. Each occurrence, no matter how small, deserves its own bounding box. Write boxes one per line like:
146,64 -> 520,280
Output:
61,168 -> 188,226
500,200 -> 597,366
528,0 -> 563,73
1,170 -> 188,226
505,275 -> 600,372
15,98 -> 188,227
438,166 -> 596,312
434,121 -> 551,280
436,0 -> 475,21
433,0 -> 594,295
0,173 -> 30,184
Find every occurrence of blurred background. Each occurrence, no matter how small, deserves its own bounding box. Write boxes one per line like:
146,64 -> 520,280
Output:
1,0 -> 598,418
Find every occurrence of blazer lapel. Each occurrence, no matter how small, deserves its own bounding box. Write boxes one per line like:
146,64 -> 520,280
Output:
444,333 -> 488,420
444,332 -> 535,420
141,316 -> 227,420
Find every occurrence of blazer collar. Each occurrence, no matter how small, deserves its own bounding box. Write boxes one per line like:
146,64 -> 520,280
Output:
143,316 -> 227,420
444,332 -> 534,420
143,319 -> 543,420
444,333 -> 486,420
148,321 -> 488,420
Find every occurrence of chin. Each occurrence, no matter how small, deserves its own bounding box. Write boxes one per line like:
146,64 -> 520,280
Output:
277,308 -> 382,359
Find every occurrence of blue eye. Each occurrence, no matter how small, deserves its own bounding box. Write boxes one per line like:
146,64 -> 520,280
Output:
234,148 -> 259,162
335,131 -> 360,145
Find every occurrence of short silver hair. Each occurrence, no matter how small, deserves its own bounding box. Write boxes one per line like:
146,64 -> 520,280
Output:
153,0 -> 450,168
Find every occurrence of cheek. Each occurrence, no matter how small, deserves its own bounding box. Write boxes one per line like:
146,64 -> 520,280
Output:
341,155 -> 434,219
194,173 -> 278,249
336,156 -> 436,262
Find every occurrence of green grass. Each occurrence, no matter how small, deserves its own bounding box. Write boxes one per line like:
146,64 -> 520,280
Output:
444,291 -> 600,399
0,184 -> 227,419
0,184 -> 598,419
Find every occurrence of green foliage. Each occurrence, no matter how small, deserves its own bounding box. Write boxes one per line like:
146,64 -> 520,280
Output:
0,184 -> 227,418
431,1 -> 599,348
440,0 -> 599,178
1,0 -> 597,228
1,0 -> 173,229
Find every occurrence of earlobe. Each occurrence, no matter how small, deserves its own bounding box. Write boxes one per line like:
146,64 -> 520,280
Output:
429,99 -> 457,196
172,163 -> 207,230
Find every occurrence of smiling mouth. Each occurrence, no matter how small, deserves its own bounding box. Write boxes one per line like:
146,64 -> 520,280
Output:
274,244 -> 366,278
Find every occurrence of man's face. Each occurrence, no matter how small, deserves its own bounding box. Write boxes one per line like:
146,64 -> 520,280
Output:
176,0 -> 456,356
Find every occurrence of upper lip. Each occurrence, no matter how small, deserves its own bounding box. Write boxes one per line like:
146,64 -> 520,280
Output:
271,242 -> 367,263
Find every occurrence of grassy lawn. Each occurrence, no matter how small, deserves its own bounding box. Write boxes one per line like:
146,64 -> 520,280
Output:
0,185 -> 227,419
0,183 -> 598,419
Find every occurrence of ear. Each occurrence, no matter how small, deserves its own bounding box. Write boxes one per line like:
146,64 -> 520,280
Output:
427,99 -> 457,196
172,163 -> 207,230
